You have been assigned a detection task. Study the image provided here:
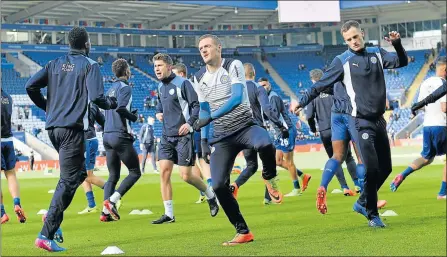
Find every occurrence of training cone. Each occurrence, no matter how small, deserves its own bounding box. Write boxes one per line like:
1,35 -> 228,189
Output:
331,189 -> 343,194
101,246 -> 124,255
140,209 -> 153,215
380,210 -> 398,217
129,210 -> 141,215
37,209 -> 48,215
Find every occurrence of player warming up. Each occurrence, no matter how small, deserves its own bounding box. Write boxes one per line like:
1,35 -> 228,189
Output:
411,78 -> 446,113
139,116 -> 158,174
304,70 -> 360,196
26,27 -> 117,252
172,63 -> 213,204
391,57 -> 446,200
101,58 -> 142,222
229,63 -> 293,201
192,34 -> 283,245
78,102 -> 110,214
152,54 -> 218,224
259,77 -> 312,199
294,20 -> 408,227
296,71 -> 369,214
1,89 -> 26,225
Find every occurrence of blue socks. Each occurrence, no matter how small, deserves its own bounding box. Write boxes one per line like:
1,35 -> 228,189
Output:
353,179 -> 360,188
293,180 -> 300,190
439,181 -> 446,196
1,204 -> 5,216
13,197 -> 21,206
356,164 -> 365,180
401,166 -> 415,178
296,169 -> 304,177
320,158 -> 340,190
356,164 -> 365,191
86,191 -> 96,208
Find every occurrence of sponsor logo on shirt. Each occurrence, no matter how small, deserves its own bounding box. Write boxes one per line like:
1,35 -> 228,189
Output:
62,63 -> 75,72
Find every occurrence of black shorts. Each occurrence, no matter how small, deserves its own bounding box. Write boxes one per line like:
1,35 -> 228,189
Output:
158,133 -> 195,166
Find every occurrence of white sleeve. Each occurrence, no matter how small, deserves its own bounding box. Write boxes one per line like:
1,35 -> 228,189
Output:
229,60 -> 245,85
417,81 -> 427,102
192,76 -> 205,102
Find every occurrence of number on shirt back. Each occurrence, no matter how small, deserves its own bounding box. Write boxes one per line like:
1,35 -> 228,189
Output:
280,138 -> 289,147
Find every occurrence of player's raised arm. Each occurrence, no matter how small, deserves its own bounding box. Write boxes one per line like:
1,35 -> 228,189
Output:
380,31 -> 408,69
25,63 -> 49,111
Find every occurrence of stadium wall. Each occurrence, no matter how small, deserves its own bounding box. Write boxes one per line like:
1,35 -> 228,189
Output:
24,132 -> 58,160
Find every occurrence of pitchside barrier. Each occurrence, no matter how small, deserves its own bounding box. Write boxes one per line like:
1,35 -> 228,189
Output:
13,138 -> 443,174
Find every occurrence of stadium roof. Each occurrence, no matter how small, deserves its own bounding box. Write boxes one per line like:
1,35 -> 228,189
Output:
1,1 -> 445,29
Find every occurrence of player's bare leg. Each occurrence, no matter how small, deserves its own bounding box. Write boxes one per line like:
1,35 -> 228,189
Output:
192,161 -> 206,203
152,160 -> 175,224
391,157 -> 433,192
79,170 -> 109,214
278,151 -> 299,197
178,165 -> 218,216
4,169 -> 25,223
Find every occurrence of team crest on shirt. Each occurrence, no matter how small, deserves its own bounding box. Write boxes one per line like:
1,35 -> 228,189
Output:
370,56 -> 377,64
362,133 -> 369,140
220,75 -> 230,84
169,89 -> 175,95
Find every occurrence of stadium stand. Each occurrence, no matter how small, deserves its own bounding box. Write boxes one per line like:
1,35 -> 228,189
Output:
267,52 -> 325,96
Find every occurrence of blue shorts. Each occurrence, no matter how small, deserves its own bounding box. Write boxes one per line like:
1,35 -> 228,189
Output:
85,138 -> 99,171
1,140 -> 16,171
158,134 -> 195,166
193,131 -> 202,158
274,128 -> 296,153
331,113 -> 359,143
421,126 -> 447,159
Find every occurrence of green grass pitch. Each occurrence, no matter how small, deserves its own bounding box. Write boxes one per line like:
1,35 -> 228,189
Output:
1,163 -> 446,256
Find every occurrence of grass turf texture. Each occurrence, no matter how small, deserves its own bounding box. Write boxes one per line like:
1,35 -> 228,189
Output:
1,165 -> 446,256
